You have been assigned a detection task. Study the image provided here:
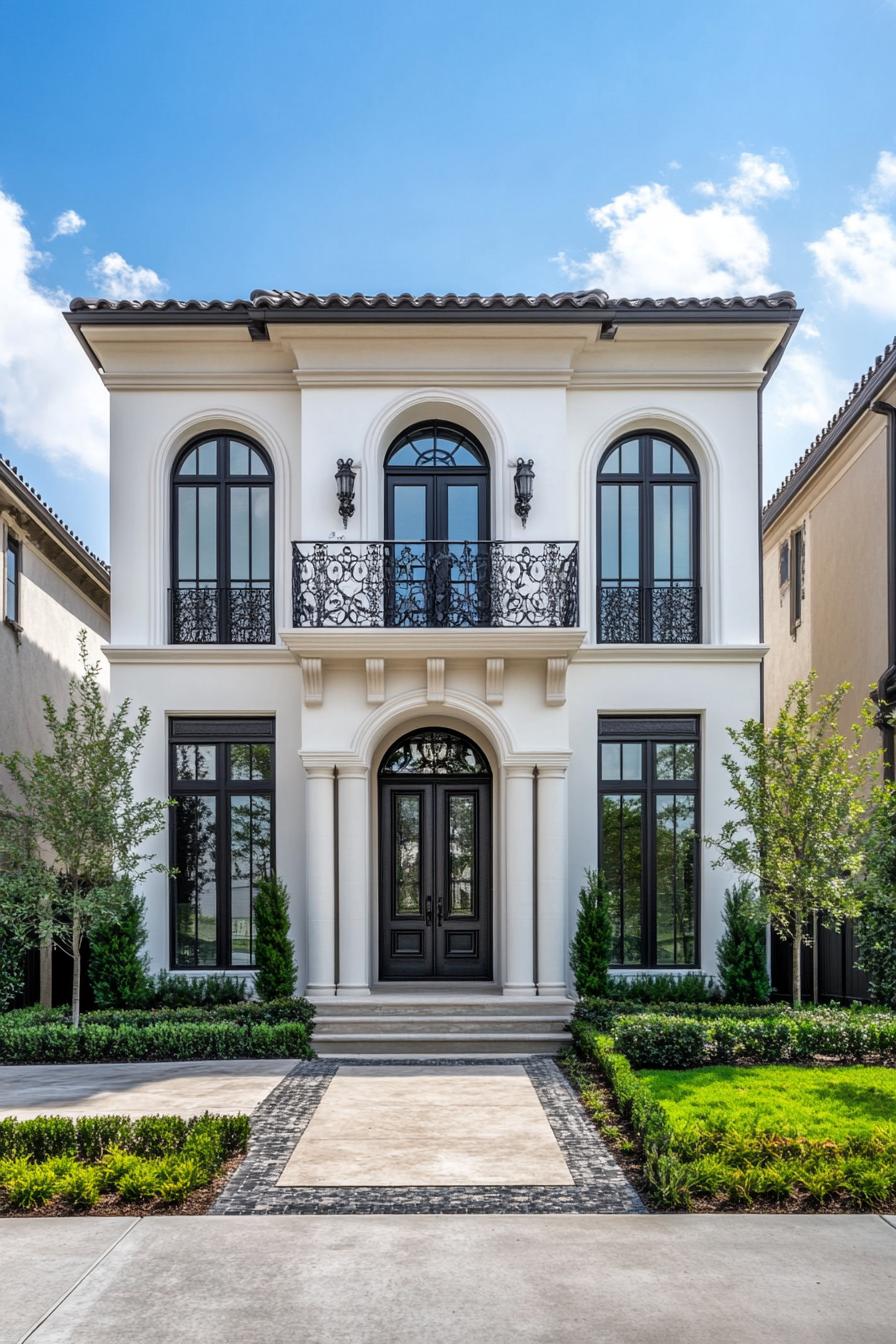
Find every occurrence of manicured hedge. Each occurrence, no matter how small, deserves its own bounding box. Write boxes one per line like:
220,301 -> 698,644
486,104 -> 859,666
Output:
610,1010 -> 896,1069
570,1020 -> 896,1210
575,997 -> 896,1032
0,1018 -> 313,1065
9,996 -> 316,1030
0,1112 -> 250,1210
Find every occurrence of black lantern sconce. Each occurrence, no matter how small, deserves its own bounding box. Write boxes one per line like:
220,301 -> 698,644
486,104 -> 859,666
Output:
513,457 -> 535,527
335,458 -> 356,527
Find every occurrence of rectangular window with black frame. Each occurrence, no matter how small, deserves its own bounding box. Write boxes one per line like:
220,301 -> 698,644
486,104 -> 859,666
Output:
598,716 -> 700,968
5,533 -> 21,627
789,526 -> 805,636
169,717 -> 275,969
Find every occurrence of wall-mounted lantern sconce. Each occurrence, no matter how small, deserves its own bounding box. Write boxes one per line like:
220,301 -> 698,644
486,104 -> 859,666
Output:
335,458 -> 356,526
513,457 -> 535,527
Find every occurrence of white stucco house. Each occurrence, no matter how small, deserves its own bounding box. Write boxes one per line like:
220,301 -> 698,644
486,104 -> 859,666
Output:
65,288 -> 798,1050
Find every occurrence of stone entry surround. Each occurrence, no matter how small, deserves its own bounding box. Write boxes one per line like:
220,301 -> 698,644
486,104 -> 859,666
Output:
212,1058 -> 643,1215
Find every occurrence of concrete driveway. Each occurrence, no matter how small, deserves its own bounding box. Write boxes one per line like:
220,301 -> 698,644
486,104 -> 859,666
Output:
2,1214 -> 894,1344
0,1060 -> 295,1119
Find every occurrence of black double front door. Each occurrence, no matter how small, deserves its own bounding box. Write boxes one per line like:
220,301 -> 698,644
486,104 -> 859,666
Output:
379,779 -> 492,980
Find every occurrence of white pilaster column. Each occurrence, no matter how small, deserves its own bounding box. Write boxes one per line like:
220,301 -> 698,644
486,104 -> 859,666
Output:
337,765 -> 372,996
536,766 -> 569,995
304,765 -> 336,996
503,764 -> 536,996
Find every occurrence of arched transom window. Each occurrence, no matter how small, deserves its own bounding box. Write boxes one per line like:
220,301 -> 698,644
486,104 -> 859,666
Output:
171,433 -> 274,644
597,432 -> 700,643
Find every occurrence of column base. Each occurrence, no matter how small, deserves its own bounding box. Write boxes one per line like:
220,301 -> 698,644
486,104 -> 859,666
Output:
502,983 -> 537,997
305,983 -> 337,997
536,982 -> 570,997
336,984 -> 372,997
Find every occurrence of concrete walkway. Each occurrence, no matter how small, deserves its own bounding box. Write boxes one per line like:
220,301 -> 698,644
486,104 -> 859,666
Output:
2,1214 -> 894,1343
0,1061 -> 295,1118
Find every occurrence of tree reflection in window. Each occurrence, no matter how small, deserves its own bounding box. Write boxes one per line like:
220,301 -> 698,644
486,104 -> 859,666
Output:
380,729 -> 489,776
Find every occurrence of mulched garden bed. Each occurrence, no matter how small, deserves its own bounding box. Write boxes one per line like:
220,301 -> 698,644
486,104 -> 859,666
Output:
0,1152 -> 244,1218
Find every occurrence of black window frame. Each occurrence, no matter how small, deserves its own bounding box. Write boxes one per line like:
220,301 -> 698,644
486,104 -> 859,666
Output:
168,717 -> 275,970
170,432 -> 275,644
4,532 -> 21,629
597,431 -> 701,643
789,526 -> 805,637
598,715 -> 700,970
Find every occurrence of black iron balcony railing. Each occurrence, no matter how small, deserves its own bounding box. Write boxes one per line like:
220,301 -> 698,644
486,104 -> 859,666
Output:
169,584 -> 274,644
292,540 -> 579,629
598,582 -> 701,644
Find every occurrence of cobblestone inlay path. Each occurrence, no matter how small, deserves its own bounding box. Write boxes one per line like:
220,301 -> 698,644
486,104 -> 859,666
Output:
212,1057 -> 644,1215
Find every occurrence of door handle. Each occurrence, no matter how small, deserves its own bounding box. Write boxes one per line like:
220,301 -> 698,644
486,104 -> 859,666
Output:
425,897 -> 433,927
437,898 -> 444,927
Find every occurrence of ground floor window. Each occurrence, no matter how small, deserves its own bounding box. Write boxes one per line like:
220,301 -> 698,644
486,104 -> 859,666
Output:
169,717 -> 274,969
598,715 -> 699,968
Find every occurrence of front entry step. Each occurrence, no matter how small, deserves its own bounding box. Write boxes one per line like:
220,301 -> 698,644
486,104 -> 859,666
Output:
309,996 -> 574,1057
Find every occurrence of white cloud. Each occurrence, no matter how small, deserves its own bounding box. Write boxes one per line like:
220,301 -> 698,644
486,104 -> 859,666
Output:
763,340 -> 851,494
808,208 -> 896,316
50,209 -> 86,239
0,189 -> 107,475
807,150 -> 896,314
88,251 -> 167,301
555,152 -> 794,297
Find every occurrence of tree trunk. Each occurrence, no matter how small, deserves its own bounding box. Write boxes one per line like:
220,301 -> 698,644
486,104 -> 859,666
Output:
71,915 -> 81,1028
39,936 -> 53,1008
792,916 -> 802,1008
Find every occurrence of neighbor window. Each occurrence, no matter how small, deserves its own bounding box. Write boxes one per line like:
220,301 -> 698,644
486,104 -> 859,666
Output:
169,718 -> 274,968
4,534 -> 20,627
778,539 -> 790,589
789,527 -> 805,636
598,716 -> 699,968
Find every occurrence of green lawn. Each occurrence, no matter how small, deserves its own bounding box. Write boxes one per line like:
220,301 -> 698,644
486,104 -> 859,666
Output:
640,1065 -> 896,1141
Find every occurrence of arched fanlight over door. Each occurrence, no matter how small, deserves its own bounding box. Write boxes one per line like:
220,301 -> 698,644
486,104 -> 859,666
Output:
380,727 -> 491,776
383,421 -> 490,627
171,433 -> 274,643
597,432 -> 700,643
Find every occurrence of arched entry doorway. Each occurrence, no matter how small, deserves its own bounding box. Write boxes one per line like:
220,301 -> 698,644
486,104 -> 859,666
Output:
378,727 -> 492,980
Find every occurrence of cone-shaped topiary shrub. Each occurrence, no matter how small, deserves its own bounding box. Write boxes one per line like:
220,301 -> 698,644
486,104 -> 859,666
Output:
89,885 -> 153,1010
253,873 -> 297,1002
570,868 -> 614,999
716,882 -> 771,1005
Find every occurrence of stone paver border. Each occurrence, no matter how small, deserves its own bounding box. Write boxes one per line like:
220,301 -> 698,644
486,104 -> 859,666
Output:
212,1056 -> 644,1215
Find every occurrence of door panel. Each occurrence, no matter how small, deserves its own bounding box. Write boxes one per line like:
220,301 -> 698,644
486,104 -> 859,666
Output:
379,779 -> 491,980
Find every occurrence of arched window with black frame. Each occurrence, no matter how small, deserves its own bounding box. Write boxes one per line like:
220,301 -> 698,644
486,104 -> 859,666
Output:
383,420 -> 490,627
171,433 -> 274,644
597,431 -> 700,643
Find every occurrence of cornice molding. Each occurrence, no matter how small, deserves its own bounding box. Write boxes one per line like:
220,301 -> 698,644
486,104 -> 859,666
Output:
101,371 -> 296,391
279,627 -> 587,661
568,370 -> 765,390
572,643 -> 768,664
291,368 -> 573,388
103,644 -> 296,665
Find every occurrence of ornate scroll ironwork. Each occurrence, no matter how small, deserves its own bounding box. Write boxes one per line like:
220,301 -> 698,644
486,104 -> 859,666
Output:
170,585 -> 273,644
292,540 -> 579,629
597,584 -> 700,644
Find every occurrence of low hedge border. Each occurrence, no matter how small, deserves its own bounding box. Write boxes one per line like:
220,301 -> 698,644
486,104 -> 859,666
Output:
0,1019 -> 313,1065
610,1012 -> 896,1069
0,1113 -> 250,1211
5,997 -> 316,1029
570,1019 -> 896,1210
574,998 -> 895,1032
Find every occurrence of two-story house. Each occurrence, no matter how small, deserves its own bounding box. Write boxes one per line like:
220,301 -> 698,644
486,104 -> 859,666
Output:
763,336 -> 896,1002
1,453 -> 110,1005
66,288 -> 798,1051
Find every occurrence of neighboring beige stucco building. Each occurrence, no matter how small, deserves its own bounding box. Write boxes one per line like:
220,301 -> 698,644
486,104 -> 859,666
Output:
762,339 -> 896,1000
1,455 -> 110,776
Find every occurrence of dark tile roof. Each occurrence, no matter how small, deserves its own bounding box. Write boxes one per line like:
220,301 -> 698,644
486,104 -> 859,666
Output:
68,288 -> 798,315
0,454 -> 110,583
763,336 -> 896,528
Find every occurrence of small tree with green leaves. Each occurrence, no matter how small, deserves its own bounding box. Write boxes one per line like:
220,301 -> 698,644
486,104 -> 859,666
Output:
707,675 -> 878,1007
569,868 -> 614,999
88,883 -> 153,1009
253,873 -> 297,1001
715,881 -> 770,1004
856,782 -> 896,1008
0,632 -> 171,1025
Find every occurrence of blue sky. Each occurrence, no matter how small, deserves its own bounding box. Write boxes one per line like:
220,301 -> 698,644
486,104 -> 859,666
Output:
1,0 -> 896,559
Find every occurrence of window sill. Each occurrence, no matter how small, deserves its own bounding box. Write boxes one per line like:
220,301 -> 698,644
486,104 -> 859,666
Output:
3,616 -> 22,645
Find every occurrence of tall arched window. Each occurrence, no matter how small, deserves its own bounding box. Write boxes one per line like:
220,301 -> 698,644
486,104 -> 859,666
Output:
597,432 -> 700,643
171,433 -> 274,643
383,420 -> 490,627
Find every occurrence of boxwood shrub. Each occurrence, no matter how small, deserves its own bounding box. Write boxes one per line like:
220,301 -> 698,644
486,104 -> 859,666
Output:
0,1017 -> 313,1065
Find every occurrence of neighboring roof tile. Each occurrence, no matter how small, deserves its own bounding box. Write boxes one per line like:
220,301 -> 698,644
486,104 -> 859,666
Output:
763,336 -> 896,527
67,288 -> 798,315
0,454 -> 110,580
